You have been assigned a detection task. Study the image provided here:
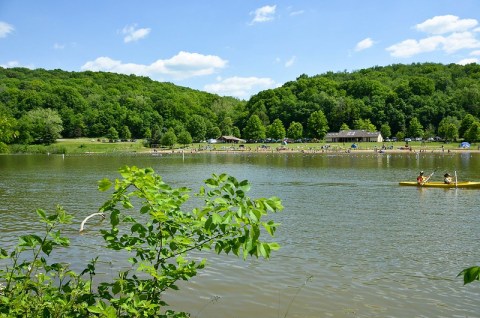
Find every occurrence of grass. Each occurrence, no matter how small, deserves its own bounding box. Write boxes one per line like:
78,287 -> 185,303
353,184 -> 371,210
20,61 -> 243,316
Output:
4,138 -> 476,155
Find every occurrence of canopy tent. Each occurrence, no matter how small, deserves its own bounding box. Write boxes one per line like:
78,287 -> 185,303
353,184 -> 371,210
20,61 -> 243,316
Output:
460,142 -> 471,148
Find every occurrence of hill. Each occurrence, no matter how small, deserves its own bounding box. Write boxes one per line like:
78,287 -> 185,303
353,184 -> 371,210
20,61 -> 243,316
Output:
1,63 -> 480,146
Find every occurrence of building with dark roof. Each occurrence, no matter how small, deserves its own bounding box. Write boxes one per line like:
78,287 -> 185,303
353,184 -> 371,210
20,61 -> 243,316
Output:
325,130 -> 383,143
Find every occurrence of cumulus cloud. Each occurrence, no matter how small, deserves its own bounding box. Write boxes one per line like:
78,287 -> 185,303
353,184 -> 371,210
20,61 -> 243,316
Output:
0,21 -> 14,38
416,15 -> 478,35
355,38 -> 374,51
81,51 -> 227,80
457,58 -> 478,65
122,24 -> 151,43
386,36 -> 444,58
386,15 -> 480,58
204,76 -> 277,99
0,61 -> 33,68
249,5 -> 276,25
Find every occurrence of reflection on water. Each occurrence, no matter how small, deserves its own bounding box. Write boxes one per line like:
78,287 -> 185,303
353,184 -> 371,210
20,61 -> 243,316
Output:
0,152 -> 479,317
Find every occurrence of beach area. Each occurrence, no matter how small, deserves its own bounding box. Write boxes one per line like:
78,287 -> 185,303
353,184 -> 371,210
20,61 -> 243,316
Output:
149,143 -> 480,155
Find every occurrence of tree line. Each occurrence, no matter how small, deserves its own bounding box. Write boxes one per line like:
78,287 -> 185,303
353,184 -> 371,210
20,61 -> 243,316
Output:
1,63 -> 480,150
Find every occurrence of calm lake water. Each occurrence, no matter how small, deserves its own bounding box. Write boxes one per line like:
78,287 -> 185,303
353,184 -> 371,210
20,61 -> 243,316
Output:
1,152 -> 479,317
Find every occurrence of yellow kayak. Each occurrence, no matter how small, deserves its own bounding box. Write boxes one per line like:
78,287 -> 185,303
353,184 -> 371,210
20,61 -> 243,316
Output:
399,181 -> 480,189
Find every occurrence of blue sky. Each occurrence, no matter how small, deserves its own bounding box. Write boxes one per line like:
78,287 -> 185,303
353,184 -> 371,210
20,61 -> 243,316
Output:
1,1 -> 480,99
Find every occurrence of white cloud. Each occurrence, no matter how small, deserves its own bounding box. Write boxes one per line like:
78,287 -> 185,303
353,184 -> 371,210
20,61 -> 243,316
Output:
386,36 -> 443,58
0,61 -> 34,68
387,32 -> 480,58
470,50 -> 480,56
387,15 -> 480,58
249,5 -> 276,25
457,58 -> 478,65
0,61 -> 20,68
285,56 -> 296,67
53,43 -> 65,50
290,10 -> 304,16
0,21 -> 14,38
121,24 -> 151,43
416,15 -> 478,35
441,32 -> 480,53
355,38 -> 374,51
204,76 -> 276,99
81,51 -> 227,80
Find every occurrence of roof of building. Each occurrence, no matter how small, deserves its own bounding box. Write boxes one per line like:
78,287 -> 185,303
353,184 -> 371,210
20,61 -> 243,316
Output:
218,135 -> 246,142
326,130 -> 381,138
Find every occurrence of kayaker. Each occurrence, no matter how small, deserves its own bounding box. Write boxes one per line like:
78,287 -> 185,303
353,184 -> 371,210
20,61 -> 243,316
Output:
417,171 -> 426,184
444,173 -> 453,184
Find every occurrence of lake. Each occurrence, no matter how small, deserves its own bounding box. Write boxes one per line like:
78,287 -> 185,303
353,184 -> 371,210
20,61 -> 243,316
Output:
1,152 -> 479,317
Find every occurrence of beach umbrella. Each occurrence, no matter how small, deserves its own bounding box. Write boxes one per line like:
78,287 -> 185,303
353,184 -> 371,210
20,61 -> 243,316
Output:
460,141 -> 470,148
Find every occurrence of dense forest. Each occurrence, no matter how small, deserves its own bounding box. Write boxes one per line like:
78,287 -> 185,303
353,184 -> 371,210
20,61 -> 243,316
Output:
1,62 -> 480,149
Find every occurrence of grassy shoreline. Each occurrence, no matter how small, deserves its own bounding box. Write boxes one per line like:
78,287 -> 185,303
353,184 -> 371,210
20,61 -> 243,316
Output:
4,138 -> 479,155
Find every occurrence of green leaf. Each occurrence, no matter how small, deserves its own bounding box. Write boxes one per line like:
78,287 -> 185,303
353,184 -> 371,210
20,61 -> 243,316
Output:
239,180 -> 251,192
268,242 -> 281,251
36,209 -> 47,221
112,281 -> 121,294
204,178 -> 218,188
0,248 -> 8,258
110,210 -> 120,227
459,266 -> 480,285
98,178 -> 112,191
212,213 -> 222,224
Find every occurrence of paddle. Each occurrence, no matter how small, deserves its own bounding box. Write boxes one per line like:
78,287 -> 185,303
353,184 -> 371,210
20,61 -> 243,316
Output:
454,170 -> 458,188
421,169 -> 437,185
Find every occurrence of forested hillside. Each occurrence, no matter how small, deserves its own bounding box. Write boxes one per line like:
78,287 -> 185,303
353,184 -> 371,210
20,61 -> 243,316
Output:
1,63 -> 480,148
245,62 -> 480,142
0,67 -> 245,146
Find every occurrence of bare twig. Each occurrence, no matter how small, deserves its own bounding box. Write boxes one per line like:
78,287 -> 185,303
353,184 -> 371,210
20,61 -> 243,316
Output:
79,212 -> 105,232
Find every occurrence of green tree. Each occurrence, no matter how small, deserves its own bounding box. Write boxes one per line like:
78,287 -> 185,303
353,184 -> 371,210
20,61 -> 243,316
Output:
287,121 -> 303,140
380,123 -> 391,139
353,118 -> 376,132
187,115 -> 207,142
307,110 -> 329,139
243,114 -> 266,141
19,108 -> 63,145
0,113 -> 18,144
160,128 -> 177,148
219,117 -> 234,136
120,125 -> 132,140
465,121 -> 480,142
232,126 -> 241,138
267,118 -> 286,140
396,131 -> 405,141
143,127 -> 152,140
207,126 -> 221,139
459,114 -> 477,138
438,117 -> 460,141
339,123 -> 350,131
106,126 -> 119,141
177,130 -> 193,146
407,117 -> 423,138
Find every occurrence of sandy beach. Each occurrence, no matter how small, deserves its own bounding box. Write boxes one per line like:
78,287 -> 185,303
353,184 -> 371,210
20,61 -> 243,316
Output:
148,144 -> 480,155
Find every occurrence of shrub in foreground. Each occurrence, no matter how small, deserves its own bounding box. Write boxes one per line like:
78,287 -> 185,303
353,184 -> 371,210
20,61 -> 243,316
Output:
0,166 -> 283,317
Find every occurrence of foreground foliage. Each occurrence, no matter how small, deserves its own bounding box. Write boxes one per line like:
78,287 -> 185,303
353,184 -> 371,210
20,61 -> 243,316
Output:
0,166 -> 283,317
458,266 -> 480,285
